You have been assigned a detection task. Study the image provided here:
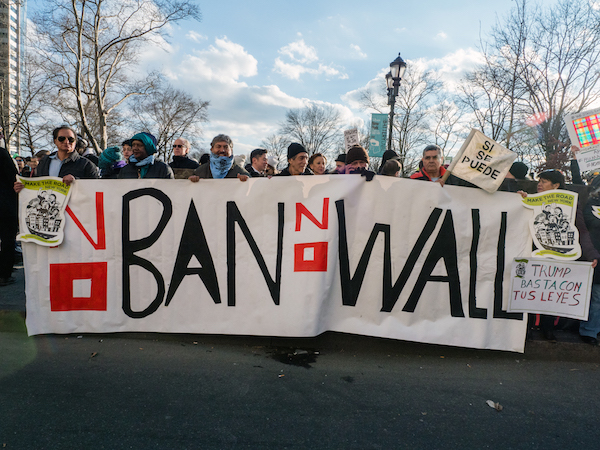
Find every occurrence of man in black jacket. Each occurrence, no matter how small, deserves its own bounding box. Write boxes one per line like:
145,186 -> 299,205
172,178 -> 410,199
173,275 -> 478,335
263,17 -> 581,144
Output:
276,143 -> 312,176
15,126 -> 99,193
118,132 -> 174,179
245,148 -> 268,177
169,138 -> 199,170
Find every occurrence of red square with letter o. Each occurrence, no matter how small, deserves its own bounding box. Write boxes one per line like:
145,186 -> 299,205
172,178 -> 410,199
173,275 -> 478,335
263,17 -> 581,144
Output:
294,242 -> 328,272
49,262 -> 108,311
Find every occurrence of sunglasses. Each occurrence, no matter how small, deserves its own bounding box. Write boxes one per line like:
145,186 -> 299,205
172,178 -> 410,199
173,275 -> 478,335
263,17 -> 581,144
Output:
173,144 -> 185,148
57,136 -> 76,143
15,159 -> 23,162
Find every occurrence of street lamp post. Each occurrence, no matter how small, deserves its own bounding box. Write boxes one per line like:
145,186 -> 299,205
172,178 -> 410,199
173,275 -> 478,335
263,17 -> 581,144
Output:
386,53 -> 407,152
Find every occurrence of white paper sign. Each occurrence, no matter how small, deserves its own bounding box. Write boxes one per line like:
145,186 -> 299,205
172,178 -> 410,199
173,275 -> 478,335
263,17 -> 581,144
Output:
449,129 -> 517,193
565,107 -> 600,172
22,177 -> 532,352
508,258 -> 593,320
344,128 -> 360,151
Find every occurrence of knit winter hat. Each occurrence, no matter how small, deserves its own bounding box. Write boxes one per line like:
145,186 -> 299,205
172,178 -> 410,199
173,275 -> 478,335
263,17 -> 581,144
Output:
287,143 -> 307,160
345,145 -> 369,165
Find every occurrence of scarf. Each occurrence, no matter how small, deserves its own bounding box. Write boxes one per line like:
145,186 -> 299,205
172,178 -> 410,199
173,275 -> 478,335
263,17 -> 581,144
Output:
129,154 -> 155,179
209,152 -> 234,179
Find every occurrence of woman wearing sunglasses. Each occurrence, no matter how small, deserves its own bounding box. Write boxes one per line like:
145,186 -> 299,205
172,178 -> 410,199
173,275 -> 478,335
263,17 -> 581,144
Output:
14,126 -> 99,193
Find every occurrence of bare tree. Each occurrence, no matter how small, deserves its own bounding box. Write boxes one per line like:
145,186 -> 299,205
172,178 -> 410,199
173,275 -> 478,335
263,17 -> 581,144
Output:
459,0 -> 600,171
130,84 -> 209,161
429,95 -> 465,157
0,49 -> 52,155
32,0 -> 201,154
360,66 -> 444,176
278,104 -> 343,157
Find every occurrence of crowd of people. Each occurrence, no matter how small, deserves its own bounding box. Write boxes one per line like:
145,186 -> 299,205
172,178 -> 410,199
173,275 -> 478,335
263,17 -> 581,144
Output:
2,125 -> 600,347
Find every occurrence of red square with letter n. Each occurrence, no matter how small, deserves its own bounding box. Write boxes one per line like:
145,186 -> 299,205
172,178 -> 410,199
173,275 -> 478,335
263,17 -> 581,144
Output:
49,262 -> 108,311
294,242 -> 328,272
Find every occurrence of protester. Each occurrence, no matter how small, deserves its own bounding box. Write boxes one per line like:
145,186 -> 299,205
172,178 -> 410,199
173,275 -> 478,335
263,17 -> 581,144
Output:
581,175 -> 600,344
266,155 -> 279,175
21,157 -> 32,177
500,161 -> 530,192
98,146 -> 126,179
14,156 -> 25,175
519,170 -> 599,342
276,143 -> 311,176
333,153 -> 346,173
570,145 -> 586,185
381,159 -> 402,177
119,132 -> 174,179
169,138 -> 199,170
308,153 -> 327,175
245,148 -> 268,177
77,134 -> 100,166
14,125 -> 99,193
121,140 -> 133,163
340,145 -> 376,181
27,155 -> 39,177
506,161 -> 529,180
378,149 -> 399,174
0,147 -> 18,286
199,153 -> 210,165
189,134 -> 248,181
410,145 -> 445,182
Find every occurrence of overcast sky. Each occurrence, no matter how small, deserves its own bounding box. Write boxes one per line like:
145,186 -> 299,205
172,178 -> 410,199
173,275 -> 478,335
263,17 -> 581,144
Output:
29,0 -> 531,155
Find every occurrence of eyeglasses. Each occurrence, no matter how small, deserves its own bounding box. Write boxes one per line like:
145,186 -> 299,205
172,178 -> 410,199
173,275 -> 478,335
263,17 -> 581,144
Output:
173,144 -> 186,148
15,159 -> 23,162
57,136 -> 76,143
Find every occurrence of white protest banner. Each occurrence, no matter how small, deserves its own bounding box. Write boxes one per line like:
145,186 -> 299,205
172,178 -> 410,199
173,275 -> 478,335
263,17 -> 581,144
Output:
564,107 -> 600,171
22,177 -> 532,352
520,190 -> 581,260
17,176 -> 72,246
447,129 -> 517,193
344,128 -> 359,151
508,258 -> 593,320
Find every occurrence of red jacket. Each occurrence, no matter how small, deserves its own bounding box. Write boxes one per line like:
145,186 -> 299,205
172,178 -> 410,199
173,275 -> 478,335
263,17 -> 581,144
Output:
410,165 -> 446,181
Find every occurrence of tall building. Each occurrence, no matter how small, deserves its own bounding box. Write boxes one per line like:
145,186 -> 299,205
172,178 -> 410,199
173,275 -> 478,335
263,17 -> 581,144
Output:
0,0 -> 25,154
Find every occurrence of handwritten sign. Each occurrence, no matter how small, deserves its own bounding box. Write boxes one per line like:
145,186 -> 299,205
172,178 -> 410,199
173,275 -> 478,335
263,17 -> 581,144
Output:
508,258 -> 593,320
447,129 -> 517,193
344,128 -> 360,151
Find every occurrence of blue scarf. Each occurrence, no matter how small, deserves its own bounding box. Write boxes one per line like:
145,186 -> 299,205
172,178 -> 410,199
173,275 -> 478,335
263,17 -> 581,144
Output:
209,153 -> 234,179
129,154 -> 155,179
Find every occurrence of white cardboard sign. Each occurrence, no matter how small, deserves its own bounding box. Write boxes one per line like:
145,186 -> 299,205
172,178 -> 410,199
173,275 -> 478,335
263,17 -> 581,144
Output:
508,258 -> 593,320
449,129 -> 517,193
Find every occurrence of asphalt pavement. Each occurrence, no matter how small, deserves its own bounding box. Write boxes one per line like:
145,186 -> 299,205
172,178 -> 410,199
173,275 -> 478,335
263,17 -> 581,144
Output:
2,264 -> 600,449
